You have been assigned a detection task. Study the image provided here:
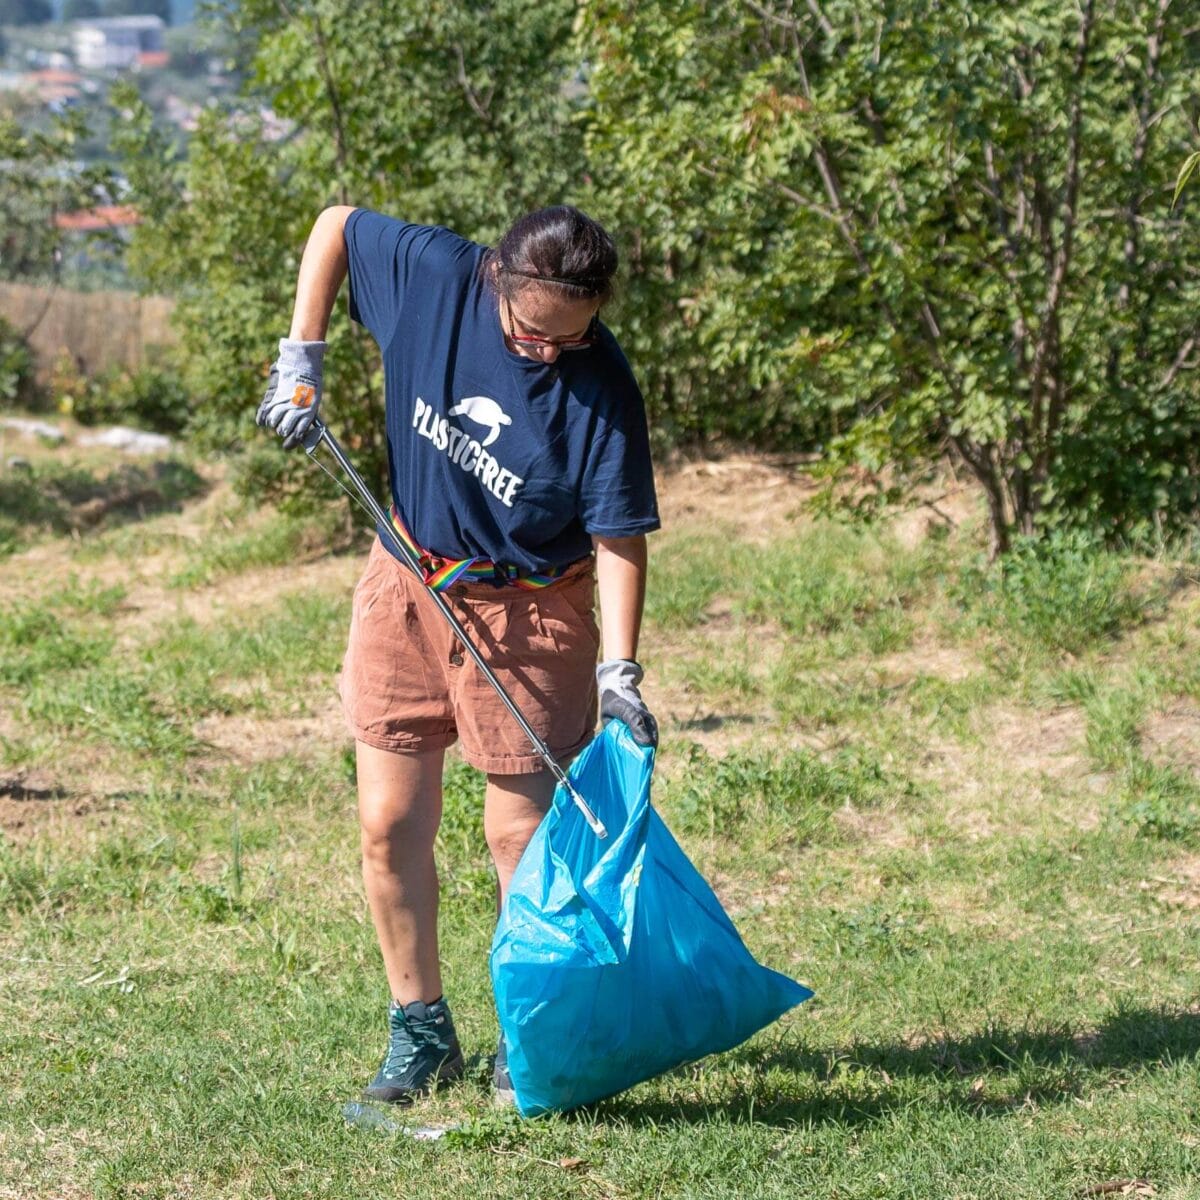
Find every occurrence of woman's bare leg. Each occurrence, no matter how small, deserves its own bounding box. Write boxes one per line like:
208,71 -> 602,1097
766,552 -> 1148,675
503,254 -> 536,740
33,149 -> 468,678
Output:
356,740 -> 445,1004
484,769 -> 556,902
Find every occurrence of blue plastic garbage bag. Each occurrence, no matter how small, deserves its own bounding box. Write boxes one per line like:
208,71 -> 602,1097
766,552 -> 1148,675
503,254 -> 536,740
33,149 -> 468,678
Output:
490,720 -> 813,1116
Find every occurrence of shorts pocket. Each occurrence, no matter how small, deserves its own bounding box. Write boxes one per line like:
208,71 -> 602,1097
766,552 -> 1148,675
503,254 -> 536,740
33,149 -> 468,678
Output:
530,580 -> 600,659
352,539 -> 397,619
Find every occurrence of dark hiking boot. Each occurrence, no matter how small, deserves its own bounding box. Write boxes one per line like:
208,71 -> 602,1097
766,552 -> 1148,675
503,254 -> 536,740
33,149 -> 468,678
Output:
493,1034 -> 515,1107
363,997 -> 465,1104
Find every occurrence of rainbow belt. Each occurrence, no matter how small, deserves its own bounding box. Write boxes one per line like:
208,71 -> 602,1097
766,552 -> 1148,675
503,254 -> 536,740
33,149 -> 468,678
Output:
388,507 -> 569,592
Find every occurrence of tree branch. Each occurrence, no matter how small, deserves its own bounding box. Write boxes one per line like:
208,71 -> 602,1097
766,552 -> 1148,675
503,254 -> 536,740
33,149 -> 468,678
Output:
1156,333 -> 1197,392
277,0 -> 351,201
1117,0 -> 1170,313
453,43 -> 494,125
807,0 -> 835,40
693,157 -> 839,220
742,0 -> 798,32
1030,0 -> 1095,470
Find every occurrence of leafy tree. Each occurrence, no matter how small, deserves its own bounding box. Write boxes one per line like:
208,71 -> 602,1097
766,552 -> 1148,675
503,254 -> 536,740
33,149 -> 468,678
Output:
113,0 -> 584,502
112,0 -> 1200,550
0,107 -> 119,283
577,0 -> 1200,553
0,0 -> 52,24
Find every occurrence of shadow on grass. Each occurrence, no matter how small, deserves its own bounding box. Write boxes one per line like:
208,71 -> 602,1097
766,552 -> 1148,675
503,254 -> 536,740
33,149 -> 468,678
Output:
0,460 -> 207,538
672,714 -> 760,734
591,1006 -> 1200,1128
0,775 -> 70,802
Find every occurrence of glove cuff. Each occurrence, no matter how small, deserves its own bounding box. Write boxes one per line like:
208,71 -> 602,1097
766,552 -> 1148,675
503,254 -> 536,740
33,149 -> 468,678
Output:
596,658 -> 644,690
276,337 -> 327,375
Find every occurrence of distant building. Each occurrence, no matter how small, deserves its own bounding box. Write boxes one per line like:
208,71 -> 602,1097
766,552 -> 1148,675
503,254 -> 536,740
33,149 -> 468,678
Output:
135,50 -> 171,71
54,205 -> 142,233
49,205 -> 142,286
72,16 -> 166,72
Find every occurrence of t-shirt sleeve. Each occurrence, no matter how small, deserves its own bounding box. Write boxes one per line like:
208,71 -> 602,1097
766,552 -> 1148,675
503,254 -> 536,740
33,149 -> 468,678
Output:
343,209 -> 476,349
577,367 -> 661,539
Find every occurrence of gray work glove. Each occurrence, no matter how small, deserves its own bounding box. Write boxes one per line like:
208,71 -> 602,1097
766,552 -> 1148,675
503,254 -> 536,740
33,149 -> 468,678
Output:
256,338 -> 327,449
597,658 -> 658,748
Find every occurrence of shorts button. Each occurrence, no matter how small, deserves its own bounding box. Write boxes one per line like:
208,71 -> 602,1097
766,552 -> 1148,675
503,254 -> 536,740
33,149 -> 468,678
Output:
449,652 -> 464,666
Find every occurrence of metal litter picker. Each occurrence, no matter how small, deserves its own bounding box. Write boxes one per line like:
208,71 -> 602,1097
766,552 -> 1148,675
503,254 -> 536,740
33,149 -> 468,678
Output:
297,418 -> 810,1119
298,417 -> 608,840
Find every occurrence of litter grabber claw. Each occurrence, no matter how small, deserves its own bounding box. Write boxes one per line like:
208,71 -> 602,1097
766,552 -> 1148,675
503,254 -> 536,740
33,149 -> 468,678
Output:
299,418 -> 608,839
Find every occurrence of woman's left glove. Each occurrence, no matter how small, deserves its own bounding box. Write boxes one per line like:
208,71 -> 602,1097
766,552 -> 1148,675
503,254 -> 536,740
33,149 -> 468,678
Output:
597,658 -> 658,748
256,338 -> 327,449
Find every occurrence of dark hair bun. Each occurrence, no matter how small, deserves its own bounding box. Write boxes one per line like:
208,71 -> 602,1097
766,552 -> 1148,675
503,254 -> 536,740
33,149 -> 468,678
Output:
489,206 -> 618,303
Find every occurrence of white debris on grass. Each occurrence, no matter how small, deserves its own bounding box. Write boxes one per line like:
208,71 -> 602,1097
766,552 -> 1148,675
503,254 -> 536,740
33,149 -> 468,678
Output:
0,419 -> 173,455
0,417 -> 66,443
78,427 -> 173,455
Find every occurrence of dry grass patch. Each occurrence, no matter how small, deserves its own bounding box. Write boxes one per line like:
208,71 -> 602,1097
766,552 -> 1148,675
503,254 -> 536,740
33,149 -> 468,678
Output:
981,704 -> 1090,780
116,551 -> 362,650
652,687 -> 772,755
0,752 -> 137,843
655,455 -> 817,546
1145,852 -> 1200,911
881,479 -> 983,549
905,700 -> 1104,848
708,866 -> 798,921
872,642 -> 981,686
1141,704 -> 1200,775
193,693 -> 348,767
830,799 -> 915,849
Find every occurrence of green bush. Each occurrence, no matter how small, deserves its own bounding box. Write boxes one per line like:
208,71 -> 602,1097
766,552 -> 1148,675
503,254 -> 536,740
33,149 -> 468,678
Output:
0,317 -> 41,409
957,531 -> 1150,656
1114,760 -> 1200,845
578,1 -> 1200,555
0,457 -> 206,556
60,360 -> 191,435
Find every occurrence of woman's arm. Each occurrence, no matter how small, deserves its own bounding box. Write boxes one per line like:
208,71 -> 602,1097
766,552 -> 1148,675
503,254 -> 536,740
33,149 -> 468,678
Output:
593,533 -> 657,746
257,206 -> 354,445
593,534 -> 648,660
288,205 -> 355,340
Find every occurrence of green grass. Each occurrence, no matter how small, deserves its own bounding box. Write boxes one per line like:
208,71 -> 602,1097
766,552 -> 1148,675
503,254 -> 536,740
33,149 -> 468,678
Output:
166,508 -> 348,589
646,522 -> 937,661
2,459 -> 1199,1198
953,529 -> 1155,658
0,455 -> 206,556
662,743 -> 905,850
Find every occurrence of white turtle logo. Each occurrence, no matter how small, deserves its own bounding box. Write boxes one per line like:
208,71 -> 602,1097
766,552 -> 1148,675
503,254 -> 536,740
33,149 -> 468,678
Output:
448,395 -> 512,448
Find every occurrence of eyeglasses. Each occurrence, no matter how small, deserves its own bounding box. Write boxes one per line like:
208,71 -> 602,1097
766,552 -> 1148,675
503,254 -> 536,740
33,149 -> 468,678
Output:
503,298 -> 598,352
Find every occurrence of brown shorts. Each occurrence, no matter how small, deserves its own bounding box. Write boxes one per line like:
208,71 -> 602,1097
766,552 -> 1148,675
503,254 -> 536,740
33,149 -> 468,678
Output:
340,537 -> 600,774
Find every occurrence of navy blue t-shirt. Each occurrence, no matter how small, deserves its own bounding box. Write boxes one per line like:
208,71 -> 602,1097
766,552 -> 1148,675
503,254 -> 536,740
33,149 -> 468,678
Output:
343,209 -> 660,571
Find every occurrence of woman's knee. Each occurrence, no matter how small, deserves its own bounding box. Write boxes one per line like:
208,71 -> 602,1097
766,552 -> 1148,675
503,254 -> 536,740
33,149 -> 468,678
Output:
356,744 -> 443,864
484,820 -> 541,873
359,802 -> 438,864
483,771 -> 553,864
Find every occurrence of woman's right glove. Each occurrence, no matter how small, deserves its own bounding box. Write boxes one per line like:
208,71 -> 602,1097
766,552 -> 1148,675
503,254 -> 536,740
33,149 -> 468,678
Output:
597,658 -> 658,748
256,338 -> 327,449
